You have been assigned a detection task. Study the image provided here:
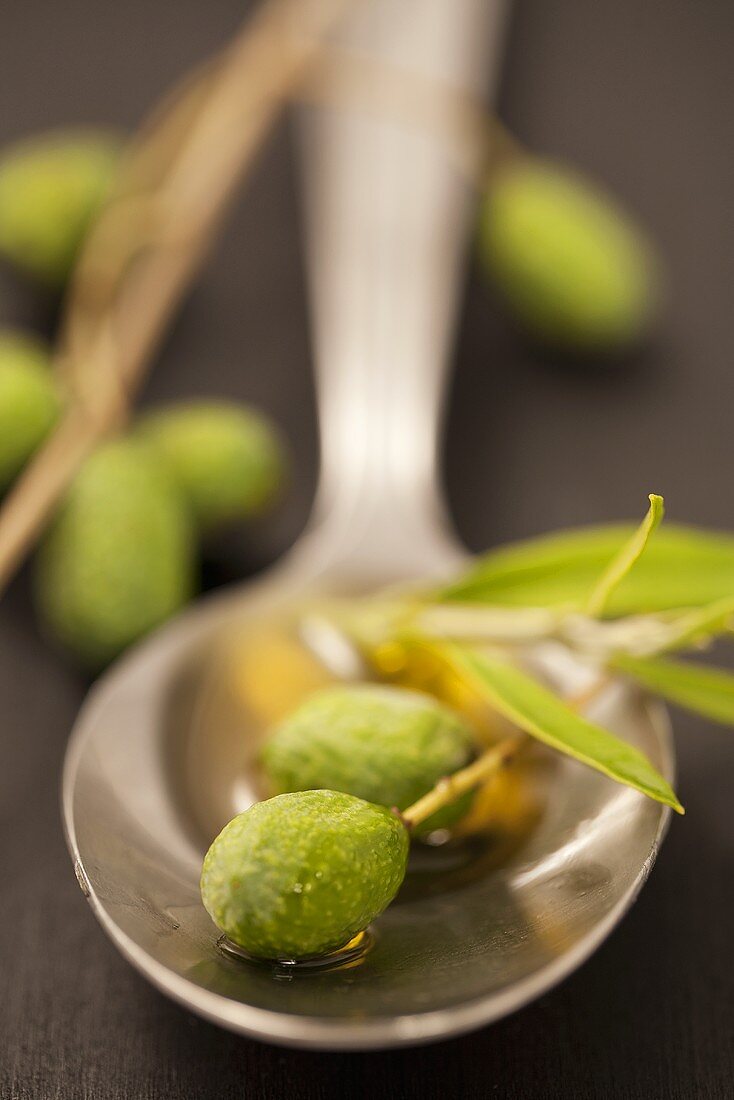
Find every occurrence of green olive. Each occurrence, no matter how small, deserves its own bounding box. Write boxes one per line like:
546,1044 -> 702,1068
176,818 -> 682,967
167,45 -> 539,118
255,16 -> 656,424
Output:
261,684 -> 476,834
138,400 -> 287,533
478,159 -> 658,350
0,129 -> 119,285
0,330 -> 61,490
200,790 -> 409,960
34,438 -> 195,667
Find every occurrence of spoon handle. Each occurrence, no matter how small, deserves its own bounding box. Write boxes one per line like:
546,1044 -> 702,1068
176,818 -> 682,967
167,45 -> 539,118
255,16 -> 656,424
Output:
296,0 -> 508,585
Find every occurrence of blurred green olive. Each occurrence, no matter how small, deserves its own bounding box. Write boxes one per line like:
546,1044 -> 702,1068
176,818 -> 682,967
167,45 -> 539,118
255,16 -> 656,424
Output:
0,128 -> 120,286
0,330 -> 61,490
478,159 -> 659,351
35,438 -> 196,668
138,400 -> 287,534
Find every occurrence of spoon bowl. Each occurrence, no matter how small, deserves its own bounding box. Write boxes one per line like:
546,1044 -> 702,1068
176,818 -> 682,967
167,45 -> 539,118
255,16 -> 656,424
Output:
63,579 -> 673,1048
61,0 -> 675,1049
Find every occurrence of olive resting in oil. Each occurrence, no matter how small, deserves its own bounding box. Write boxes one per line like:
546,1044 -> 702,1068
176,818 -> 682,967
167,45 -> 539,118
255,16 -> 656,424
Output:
200,790 -> 409,959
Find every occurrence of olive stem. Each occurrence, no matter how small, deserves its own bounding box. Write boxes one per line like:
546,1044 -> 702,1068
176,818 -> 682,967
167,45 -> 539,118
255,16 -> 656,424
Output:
401,668 -> 611,831
401,734 -> 525,831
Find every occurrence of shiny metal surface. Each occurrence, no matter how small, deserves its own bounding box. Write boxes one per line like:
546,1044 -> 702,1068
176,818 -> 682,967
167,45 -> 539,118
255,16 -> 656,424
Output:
62,0 -> 675,1050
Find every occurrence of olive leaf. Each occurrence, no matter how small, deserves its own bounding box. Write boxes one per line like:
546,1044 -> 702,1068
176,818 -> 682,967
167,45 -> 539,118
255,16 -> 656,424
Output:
436,643 -> 684,813
584,494 -> 663,617
613,653 -> 734,727
439,523 -> 734,616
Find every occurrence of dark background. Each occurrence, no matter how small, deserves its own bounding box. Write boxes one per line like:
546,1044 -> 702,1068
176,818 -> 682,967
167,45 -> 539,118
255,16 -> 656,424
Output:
2,1 -> 733,1097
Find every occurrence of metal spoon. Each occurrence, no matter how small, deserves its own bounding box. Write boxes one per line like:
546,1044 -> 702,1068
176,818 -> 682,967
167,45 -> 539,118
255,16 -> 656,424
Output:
62,0 -> 674,1050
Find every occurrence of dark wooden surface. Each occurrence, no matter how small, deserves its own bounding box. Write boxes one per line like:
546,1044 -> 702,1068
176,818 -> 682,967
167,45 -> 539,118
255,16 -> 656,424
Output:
2,1 -> 734,1097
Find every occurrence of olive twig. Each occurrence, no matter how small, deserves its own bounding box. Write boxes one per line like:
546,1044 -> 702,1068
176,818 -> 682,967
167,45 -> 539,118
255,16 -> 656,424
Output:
402,734 -> 525,831
400,665 -> 613,831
